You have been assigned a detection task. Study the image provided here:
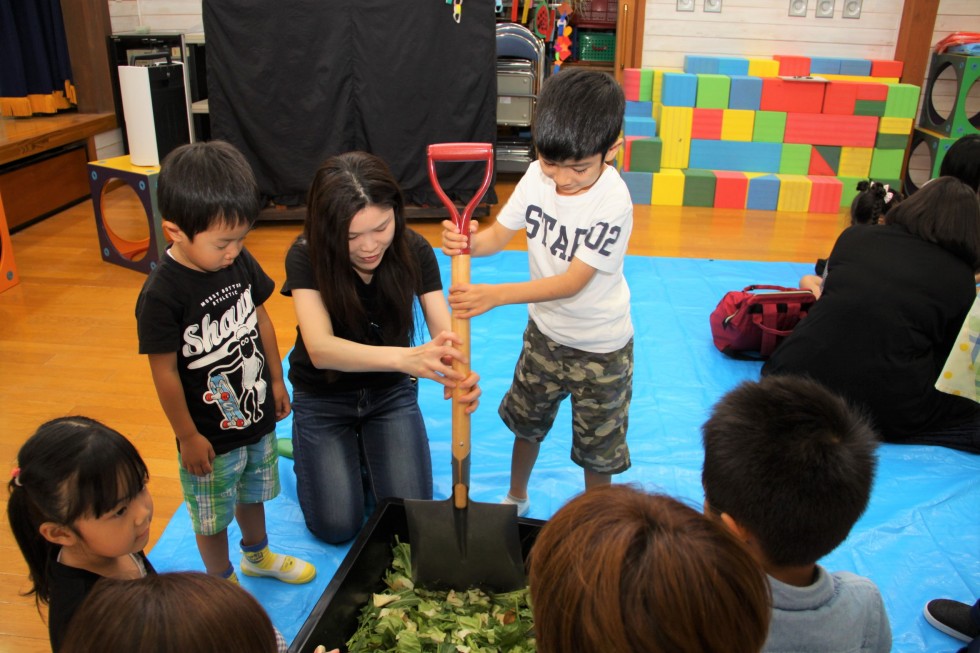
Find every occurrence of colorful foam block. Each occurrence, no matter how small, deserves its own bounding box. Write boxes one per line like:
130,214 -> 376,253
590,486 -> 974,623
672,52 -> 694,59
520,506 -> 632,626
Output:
879,117 -> 914,135
776,174 -> 812,212
718,57 -> 750,76
684,55 -> 719,74
626,100 -> 654,117
721,109 -> 755,141
838,176 -> 865,208
780,143 -> 812,175
662,72 -> 698,107
870,147 -> 905,179
728,75 -> 762,110
871,59 -> 904,78
774,55 -> 810,77
689,140 -> 782,173
752,111 -> 787,142
809,57 -> 842,75
621,171 -> 653,204
823,82 -> 859,115
651,70 -> 664,103
808,176 -> 843,213
691,108 -> 724,140
651,169 -> 685,206
784,113 -> 879,148
623,68 -> 643,101
823,74 -> 900,85
660,106 -> 693,168
856,83 -> 888,101
630,137 -> 663,173
839,58 -> 872,76
748,58 -> 780,77
624,116 -> 657,138
809,145 -> 841,175
622,136 -> 643,171
876,132 -> 909,149
839,146 -> 873,177
713,170 -> 749,209
760,78 -> 826,114
746,174 -> 780,210
884,83 -> 920,119
854,100 -> 886,117
682,169 -> 717,207
696,74 -> 731,109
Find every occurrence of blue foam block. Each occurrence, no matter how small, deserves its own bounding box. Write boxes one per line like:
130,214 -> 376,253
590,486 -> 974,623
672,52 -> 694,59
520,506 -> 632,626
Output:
624,116 -> 657,138
810,57 -> 842,74
746,173 -> 780,209
717,57 -> 750,76
626,100 -> 654,117
840,58 -> 873,76
621,171 -> 653,204
728,75 -> 763,110
684,55 -> 719,74
689,139 -> 782,173
662,72 -> 698,107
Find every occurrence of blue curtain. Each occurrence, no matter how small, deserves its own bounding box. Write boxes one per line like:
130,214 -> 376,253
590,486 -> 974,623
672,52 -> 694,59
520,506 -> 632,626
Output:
0,0 -> 75,116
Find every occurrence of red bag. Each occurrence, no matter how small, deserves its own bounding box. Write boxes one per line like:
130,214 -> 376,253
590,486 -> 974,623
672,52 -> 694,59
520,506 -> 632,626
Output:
709,285 -> 816,359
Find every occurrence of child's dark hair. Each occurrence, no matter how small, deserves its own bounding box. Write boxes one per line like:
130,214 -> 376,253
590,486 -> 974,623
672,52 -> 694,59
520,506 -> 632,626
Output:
7,416 -> 149,607
532,68 -> 625,162
850,180 -> 901,225
701,375 -> 878,567
886,176 -> 980,271
939,134 -> 980,193
157,140 -> 261,239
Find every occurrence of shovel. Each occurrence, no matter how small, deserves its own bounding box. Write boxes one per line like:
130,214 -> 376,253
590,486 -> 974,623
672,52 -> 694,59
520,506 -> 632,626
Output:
404,142 -> 526,592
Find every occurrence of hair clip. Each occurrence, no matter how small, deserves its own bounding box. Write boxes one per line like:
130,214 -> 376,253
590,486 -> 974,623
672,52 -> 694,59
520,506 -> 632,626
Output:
11,467 -> 22,487
882,184 -> 894,204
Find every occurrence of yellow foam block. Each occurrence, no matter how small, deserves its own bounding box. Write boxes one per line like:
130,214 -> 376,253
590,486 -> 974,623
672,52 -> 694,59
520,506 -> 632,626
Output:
721,109 -> 755,142
839,147 -> 873,177
660,106 -> 693,169
653,101 -> 663,123
776,174 -> 812,212
652,169 -> 685,206
878,117 -> 914,135
651,69 -> 664,104
748,58 -> 780,77
821,74 -> 899,84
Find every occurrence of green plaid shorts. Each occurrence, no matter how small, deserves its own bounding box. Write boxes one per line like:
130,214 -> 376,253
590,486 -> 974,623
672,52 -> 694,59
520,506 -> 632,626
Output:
498,320 -> 632,474
179,431 -> 280,536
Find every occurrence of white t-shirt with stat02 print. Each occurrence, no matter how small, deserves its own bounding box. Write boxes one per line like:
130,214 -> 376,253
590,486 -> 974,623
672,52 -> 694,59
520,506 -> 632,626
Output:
496,160 -> 634,354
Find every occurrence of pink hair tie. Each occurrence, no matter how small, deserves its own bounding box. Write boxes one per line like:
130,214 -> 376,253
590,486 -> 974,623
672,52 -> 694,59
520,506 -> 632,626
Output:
11,467 -> 22,487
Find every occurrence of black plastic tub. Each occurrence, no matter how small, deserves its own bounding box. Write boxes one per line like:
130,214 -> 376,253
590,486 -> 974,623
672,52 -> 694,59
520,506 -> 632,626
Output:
290,497 -> 545,653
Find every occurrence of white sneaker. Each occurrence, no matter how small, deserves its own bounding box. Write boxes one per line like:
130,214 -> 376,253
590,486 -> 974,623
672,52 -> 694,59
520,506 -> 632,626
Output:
502,493 -> 530,517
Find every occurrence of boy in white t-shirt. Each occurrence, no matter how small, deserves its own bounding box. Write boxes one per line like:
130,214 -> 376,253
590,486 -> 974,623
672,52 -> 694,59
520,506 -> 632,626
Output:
441,68 -> 633,516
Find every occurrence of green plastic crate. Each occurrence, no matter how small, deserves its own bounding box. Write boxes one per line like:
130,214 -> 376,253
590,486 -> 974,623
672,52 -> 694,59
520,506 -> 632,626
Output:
578,31 -> 616,62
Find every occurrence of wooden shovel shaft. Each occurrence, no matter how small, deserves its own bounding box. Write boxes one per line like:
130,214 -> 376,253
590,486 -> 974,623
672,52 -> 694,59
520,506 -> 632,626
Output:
451,254 -> 471,509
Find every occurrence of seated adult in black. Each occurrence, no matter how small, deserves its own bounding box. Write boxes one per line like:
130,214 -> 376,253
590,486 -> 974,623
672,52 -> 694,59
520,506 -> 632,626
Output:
763,177 -> 980,454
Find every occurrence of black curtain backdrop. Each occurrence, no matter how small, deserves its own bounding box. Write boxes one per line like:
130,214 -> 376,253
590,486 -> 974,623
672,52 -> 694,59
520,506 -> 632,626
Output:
204,0 -> 498,207
0,0 -> 74,116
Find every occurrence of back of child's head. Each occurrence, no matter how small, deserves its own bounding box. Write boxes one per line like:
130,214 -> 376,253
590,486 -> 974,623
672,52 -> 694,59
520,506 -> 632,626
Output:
532,68 -> 625,162
60,572 -> 278,653
939,134 -> 980,193
701,375 -> 879,568
7,416 -> 148,605
529,485 -> 771,653
850,180 -> 901,225
157,140 -> 261,239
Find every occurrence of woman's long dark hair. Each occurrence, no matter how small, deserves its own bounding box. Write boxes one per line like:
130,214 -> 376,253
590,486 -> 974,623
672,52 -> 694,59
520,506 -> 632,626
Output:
303,152 -> 423,346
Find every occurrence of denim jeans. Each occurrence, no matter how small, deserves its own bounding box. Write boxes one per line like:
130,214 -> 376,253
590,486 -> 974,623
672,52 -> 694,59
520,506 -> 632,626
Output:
291,377 -> 433,543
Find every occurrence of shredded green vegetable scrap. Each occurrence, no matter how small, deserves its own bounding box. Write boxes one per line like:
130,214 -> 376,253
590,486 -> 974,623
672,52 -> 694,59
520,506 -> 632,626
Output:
345,538 -> 535,653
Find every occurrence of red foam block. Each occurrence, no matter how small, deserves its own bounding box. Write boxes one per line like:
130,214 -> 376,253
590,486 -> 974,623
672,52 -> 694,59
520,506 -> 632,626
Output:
870,60 -> 904,78
761,78 -> 826,114
713,171 -> 749,209
774,55 -> 811,77
691,108 -> 724,140
808,176 -> 843,213
785,113 -> 879,147
823,82 -> 859,115
855,82 -> 888,101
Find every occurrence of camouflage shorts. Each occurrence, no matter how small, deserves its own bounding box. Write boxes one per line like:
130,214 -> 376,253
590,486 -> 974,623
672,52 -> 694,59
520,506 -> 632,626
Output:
498,320 -> 632,474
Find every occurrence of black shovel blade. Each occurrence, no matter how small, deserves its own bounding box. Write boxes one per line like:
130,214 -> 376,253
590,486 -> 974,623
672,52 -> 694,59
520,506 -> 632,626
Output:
404,497 -> 526,593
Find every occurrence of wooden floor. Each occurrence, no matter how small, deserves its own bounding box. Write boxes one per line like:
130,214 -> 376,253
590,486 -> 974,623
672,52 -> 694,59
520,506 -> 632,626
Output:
0,178 -> 847,652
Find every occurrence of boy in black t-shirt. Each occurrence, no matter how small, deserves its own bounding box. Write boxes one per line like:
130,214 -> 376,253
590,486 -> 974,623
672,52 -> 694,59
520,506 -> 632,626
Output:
136,141 -> 315,584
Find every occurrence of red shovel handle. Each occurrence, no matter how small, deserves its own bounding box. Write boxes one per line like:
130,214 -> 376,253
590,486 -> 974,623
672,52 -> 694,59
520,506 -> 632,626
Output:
426,143 -> 494,255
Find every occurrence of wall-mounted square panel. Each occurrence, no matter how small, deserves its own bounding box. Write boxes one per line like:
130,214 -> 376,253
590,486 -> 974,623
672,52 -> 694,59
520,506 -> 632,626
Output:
815,0 -> 834,18
677,0 -> 695,11
789,0 -> 808,17
842,0 -> 862,18
704,0 -> 722,12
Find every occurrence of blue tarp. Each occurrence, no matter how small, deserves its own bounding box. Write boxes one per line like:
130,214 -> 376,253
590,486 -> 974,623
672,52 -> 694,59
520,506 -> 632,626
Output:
150,252 -> 980,651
